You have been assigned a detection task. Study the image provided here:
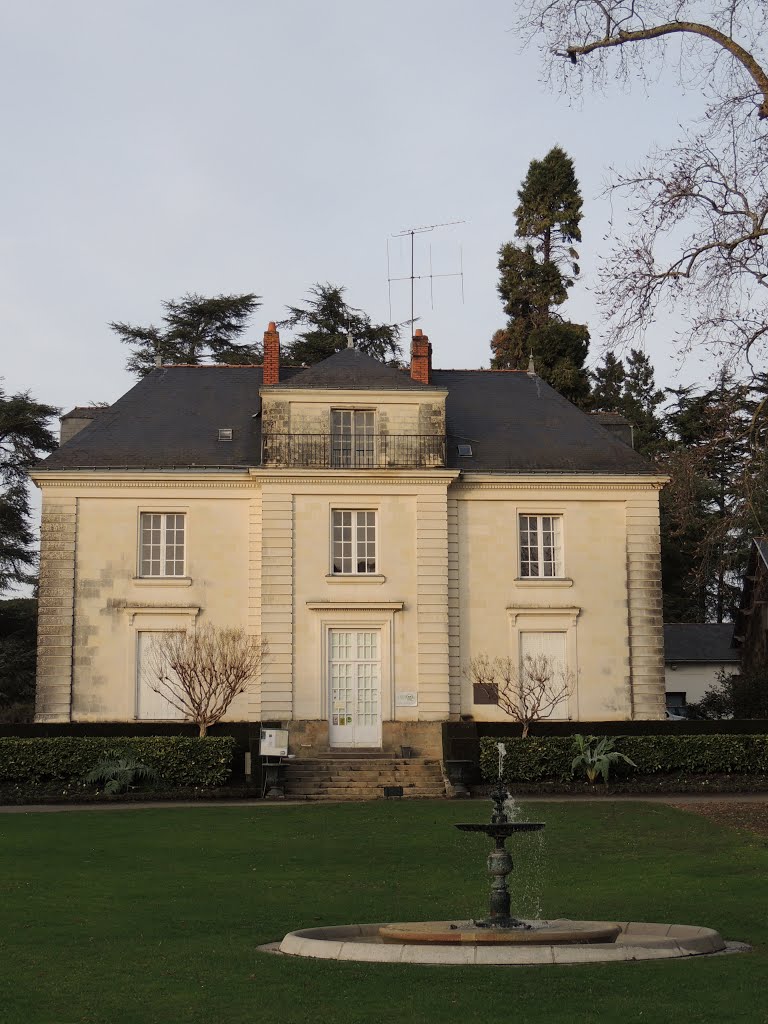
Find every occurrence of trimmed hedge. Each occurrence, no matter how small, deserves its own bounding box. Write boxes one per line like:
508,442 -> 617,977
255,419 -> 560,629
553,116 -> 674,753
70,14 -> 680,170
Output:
480,734 -> 768,783
0,736 -> 236,789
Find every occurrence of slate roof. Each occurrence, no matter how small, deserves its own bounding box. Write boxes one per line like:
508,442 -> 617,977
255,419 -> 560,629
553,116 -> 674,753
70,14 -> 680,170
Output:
268,348 -> 442,390
663,623 -> 739,663
436,370 -> 654,473
61,406 -> 108,419
36,361 -> 658,475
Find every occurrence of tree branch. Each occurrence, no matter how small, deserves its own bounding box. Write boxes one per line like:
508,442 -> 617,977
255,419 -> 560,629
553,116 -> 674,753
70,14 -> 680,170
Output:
565,20 -> 768,116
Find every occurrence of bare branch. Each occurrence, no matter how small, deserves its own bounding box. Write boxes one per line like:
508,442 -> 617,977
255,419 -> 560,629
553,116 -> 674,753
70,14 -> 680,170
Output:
465,653 -> 573,737
565,20 -> 768,116
144,625 -> 267,737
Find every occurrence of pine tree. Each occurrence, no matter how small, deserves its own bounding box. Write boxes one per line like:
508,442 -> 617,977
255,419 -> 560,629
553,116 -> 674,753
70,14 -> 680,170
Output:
281,283 -> 402,366
621,349 -> 666,457
111,293 -> 262,377
0,386 -> 59,593
591,352 -> 626,412
491,146 -> 590,406
660,373 -> 753,622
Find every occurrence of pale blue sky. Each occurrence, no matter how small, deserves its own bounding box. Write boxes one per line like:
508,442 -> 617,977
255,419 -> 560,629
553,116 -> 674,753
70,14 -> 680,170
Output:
1,0 -> 716,414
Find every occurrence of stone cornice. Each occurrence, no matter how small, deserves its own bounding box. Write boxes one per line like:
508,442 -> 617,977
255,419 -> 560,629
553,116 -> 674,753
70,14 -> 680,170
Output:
30,471 -> 252,490
454,473 -> 667,492
259,387 -> 448,401
306,600 -> 405,612
250,469 -> 461,486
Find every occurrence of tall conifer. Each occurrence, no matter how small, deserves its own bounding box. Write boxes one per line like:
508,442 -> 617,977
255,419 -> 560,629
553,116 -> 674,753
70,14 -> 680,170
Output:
491,146 -> 590,407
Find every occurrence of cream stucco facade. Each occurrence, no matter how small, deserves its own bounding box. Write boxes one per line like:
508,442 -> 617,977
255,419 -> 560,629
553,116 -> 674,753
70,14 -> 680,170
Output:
32,350 -> 668,753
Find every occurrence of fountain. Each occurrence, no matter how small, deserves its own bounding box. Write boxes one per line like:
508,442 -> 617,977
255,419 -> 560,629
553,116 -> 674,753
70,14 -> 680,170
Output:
271,744 -> 739,965
378,745 -> 619,947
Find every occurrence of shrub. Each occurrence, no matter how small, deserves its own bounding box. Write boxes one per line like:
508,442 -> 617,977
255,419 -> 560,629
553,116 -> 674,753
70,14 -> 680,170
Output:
0,736 -> 236,789
84,754 -> 158,795
571,734 -> 637,784
480,733 -> 768,783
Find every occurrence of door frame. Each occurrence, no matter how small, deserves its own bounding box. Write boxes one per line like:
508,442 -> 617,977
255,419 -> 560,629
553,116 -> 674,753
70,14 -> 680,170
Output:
327,627 -> 383,748
308,604 -> 402,749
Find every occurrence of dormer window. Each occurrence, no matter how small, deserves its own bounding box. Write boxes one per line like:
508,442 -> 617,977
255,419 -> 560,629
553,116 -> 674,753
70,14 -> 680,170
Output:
331,409 -> 375,468
218,428 -> 233,441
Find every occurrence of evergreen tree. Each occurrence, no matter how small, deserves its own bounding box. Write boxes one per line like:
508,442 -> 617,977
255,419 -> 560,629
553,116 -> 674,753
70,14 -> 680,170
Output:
491,146 -> 590,406
591,352 -> 626,413
0,386 -> 59,593
111,293 -> 262,377
660,373 -> 753,622
621,349 -> 666,457
281,283 -> 402,366
0,597 -> 37,710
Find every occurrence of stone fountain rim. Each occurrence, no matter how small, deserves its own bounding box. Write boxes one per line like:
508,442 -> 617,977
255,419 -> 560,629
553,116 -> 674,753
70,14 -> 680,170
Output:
275,920 -> 734,965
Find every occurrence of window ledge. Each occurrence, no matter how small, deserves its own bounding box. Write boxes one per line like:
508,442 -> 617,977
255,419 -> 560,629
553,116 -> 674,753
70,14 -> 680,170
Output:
514,577 -> 573,588
325,574 -> 386,585
132,577 -> 193,587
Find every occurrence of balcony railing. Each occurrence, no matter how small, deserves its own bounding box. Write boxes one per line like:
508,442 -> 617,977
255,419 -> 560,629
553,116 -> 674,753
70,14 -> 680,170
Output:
261,433 -> 446,469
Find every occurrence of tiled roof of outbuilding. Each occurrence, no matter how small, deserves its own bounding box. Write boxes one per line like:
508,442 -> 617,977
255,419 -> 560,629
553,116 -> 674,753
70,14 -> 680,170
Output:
36,361 -> 659,475
663,623 -> 739,663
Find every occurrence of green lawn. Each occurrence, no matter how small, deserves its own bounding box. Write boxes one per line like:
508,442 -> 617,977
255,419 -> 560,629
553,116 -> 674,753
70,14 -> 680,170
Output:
1,800 -> 766,1024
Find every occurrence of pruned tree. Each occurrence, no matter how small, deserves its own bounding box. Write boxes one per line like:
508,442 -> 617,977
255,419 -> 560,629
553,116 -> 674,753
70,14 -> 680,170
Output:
465,653 -> 573,737
516,1 -> 768,362
111,292 -> 263,377
144,624 -> 267,737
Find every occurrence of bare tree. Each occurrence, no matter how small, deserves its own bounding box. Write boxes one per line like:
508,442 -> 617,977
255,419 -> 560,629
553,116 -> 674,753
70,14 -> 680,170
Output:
144,625 -> 267,737
515,1 -> 768,363
465,653 -> 573,737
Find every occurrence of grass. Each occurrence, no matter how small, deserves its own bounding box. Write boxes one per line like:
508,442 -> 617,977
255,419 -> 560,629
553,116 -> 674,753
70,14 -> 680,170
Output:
0,800 -> 766,1024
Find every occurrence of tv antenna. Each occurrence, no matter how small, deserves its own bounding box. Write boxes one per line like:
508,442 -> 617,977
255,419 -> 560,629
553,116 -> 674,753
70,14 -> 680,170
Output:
387,220 -> 465,330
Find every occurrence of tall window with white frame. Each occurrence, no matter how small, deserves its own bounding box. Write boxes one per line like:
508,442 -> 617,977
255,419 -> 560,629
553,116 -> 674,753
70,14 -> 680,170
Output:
139,513 -> 186,577
332,510 -> 376,575
519,514 -> 563,578
331,410 -> 375,468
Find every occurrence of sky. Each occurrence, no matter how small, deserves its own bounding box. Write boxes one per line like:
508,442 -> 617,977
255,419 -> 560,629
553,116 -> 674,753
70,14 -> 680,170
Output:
1,0 -> 720,416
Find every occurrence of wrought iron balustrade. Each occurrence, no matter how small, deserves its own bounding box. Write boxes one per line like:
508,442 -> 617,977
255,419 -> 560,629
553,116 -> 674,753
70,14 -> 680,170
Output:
261,433 -> 446,469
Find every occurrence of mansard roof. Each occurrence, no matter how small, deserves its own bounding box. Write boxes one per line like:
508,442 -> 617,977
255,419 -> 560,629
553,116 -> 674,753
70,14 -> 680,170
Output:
36,358 -> 658,475
266,348 -> 442,391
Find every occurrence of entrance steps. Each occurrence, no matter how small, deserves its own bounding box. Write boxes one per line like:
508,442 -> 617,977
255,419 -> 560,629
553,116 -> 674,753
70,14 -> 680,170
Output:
283,756 -> 446,801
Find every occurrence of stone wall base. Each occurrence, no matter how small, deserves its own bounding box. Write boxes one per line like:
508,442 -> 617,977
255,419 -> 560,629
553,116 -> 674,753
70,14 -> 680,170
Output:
284,719 -> 443,759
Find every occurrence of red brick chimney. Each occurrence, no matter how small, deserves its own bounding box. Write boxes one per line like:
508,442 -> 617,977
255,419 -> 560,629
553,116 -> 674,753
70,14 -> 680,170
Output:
410,328 -> 432,384
263,322 -> 280,386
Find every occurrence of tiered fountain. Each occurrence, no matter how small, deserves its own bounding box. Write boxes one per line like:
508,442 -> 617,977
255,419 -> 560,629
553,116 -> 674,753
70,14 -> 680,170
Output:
274,745 -> 734,965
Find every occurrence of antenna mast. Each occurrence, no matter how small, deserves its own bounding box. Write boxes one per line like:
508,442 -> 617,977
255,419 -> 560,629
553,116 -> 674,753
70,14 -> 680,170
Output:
387,220 -> 464,330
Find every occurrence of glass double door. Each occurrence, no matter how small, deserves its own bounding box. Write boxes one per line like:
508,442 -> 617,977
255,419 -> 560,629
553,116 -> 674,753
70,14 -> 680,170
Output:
331,410 -> 375,468
329,629 -> 381,747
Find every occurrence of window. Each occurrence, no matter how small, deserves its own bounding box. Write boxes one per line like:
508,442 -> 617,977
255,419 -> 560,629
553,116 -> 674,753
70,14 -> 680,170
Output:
331,409 -> 375,468
519,514 -> 563,578
139,513 -> 185,577
332,510 -> 376,574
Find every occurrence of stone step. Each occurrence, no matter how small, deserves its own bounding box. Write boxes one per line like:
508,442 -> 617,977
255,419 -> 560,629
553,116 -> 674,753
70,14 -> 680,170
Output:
282,753 -> 445,801
286,782 -> 444,798
284,770 -> 438,774
288,758 -> 439,767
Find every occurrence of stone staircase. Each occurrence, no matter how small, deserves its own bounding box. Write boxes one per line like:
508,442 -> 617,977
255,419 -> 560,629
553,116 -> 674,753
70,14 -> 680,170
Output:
282,752 -> 446,801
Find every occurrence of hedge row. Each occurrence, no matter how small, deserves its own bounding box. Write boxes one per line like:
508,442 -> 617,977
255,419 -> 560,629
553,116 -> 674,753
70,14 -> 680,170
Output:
0,736 -> 236,788
479,734 -> 768,783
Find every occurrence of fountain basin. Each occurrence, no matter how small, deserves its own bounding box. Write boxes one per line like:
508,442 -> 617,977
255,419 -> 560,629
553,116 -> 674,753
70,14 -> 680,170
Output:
379,920 -> 621,944
275,920 -> 731,965
456,822 -> 545,839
